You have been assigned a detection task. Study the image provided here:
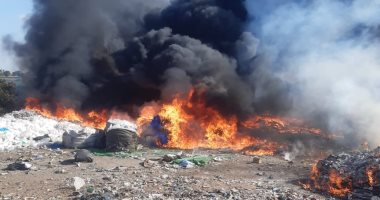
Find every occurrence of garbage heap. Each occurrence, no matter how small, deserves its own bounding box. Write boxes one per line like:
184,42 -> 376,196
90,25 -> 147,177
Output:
0,110 -> 97,151
0,110 -> 139,152
309,148 -> 380,199
58,115 -> 139,151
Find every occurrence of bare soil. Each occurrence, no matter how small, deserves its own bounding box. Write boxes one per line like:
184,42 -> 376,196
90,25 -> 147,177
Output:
0,148 -> 334,200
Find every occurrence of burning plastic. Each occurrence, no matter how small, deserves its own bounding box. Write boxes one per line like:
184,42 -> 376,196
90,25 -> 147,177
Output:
137,89 -> 327,155
304,148 -> 380,198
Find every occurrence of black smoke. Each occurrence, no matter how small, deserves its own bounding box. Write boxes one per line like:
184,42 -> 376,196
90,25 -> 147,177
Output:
8,0 -> 290,119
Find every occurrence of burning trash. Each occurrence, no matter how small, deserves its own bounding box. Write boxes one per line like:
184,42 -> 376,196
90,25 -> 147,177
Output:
303,148 -> 380,199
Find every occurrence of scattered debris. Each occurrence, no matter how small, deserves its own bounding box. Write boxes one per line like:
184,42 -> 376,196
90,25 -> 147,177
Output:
74,149 -> 93,163
163,154 -> 179,162
141,159 -> 159,168
284,152 -> 293,161
6,161 -> 32,171
55,169 -> 67,174
213,156 -> 224,162
178,160 -> 195,169
173,155 -> 213,167
252,156 -> 262,164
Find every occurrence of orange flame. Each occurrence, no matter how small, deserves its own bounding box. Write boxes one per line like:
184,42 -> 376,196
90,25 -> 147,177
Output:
136,89 -> 322,153
307,163 -> 352,197
367,167 -> 376,187
25,97 -> 108,129
328,169 -> 351,197
137,96 -> 265,150
242,115 -> 322,135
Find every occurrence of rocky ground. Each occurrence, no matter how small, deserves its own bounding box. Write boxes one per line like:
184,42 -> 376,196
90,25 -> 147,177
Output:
0,147 -> 336,200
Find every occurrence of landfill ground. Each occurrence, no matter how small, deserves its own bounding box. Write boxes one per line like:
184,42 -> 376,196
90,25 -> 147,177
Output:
0,147 -> 335,200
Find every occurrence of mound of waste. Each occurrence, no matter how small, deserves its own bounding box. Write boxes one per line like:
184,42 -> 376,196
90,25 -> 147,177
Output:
0,110 -> 96,151
308,148 -> 380,199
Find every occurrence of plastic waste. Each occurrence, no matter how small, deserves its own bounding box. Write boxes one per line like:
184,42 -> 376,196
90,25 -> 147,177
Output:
0,110 -> 97,151
178,160 -> 195,168
74,149 -> 93,163
6,161 -> 32,171
174,155 -> 213,166
0,128 -> 9,132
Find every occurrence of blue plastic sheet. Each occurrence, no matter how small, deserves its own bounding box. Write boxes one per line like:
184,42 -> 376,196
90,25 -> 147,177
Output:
0,128 -> 9,133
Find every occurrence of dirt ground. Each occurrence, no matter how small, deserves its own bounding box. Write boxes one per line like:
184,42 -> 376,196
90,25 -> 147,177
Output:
0,147 -> 335,200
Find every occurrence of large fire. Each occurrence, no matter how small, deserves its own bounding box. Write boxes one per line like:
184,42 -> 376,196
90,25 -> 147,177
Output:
25,97 -> 108,129
25,89 -> 325,155
136,89 -> 325,153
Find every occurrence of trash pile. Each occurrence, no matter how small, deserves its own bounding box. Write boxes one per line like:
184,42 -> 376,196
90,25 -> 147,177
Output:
308,148 -> 380,199
0,109 -> 141,153
0,110 -> 97,151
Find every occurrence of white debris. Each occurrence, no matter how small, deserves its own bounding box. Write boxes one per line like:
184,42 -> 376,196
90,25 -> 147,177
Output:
73,177 -> 85,191
62,129 -> 98,149
283,152 -> 295,161
0,110 -> 96,151
106,119 -> 137,133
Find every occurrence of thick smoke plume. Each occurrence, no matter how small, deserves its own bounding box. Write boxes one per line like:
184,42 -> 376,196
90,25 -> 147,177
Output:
10,0 -> 260,118
247,0 -> 380,146
6,0 -> 380,146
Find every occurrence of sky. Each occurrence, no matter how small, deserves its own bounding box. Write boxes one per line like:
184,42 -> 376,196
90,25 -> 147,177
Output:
0,0 -> 33,71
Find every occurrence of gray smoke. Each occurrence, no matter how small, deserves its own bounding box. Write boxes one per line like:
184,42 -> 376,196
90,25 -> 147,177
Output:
246,0 -> 380,146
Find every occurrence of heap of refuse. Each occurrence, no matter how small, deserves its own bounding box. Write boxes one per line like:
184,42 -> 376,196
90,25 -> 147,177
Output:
0,110 -> 139,152
0,110 -> 97,151
308,148 -> 380,199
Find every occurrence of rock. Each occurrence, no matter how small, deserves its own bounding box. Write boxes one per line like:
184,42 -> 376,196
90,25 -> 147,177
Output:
102,176 -> 113,182
141,160 -> 158,168
73,177 -> 85,191
163,154 -> 177,162
256,172 -> 265,176
371,196 -> 380,200
252,156 -> 261,164
6,161 -> 32,171
179,160 -> 195,169
74,149 -> 93,163
55,169 -> 67,174
213,156 -> 223,162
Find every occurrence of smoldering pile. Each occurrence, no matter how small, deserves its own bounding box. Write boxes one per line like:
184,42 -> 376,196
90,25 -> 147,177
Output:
307,148 -> 380,199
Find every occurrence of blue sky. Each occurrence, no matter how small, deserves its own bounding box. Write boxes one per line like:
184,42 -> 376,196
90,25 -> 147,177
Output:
0,0 -> 33,70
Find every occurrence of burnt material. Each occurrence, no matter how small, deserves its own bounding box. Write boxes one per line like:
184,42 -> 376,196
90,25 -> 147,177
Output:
106,128 -> 138,152
309,148 -> 380,199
